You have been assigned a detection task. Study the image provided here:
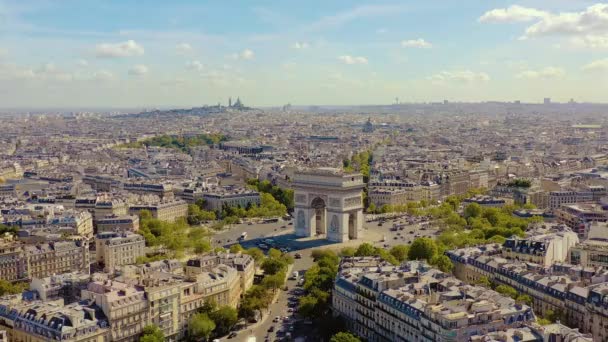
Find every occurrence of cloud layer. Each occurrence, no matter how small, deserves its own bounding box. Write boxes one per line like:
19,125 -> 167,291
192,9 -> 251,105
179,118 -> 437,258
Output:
338,55 -> 368,65
95,40 -> 144,58
401,38 -> 432,48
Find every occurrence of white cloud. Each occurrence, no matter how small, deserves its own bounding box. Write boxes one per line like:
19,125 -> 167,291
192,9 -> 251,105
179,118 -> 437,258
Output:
583,58 -> 608,71
569,34 -> 608,49
230,49 -> 254,60
128,64 -> 148,76
77,59 -> 89,67
482,3 -> 608,49
429,70 -> 490,83
522,4 -> 608,38
95,40 -> 144,58
175,43 -> 193,54
515,66 -> 565,79
186,60 -> 204,71
291,42 -> 310,49
401,38 -> 432,48
240,49 -> 254,60
92,70 -> 115,81
338,55 -> 368,65
479,5 -> 548,23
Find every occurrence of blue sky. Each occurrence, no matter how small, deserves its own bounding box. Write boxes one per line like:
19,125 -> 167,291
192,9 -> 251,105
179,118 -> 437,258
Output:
0,0 -> 606,108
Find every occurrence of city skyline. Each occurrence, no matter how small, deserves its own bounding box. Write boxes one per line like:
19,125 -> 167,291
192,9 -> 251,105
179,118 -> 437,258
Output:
0,0 -> 607,108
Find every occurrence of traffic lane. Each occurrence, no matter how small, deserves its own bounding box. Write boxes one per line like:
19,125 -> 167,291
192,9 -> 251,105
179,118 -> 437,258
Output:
212,221 -> 294,246
235,253 -> 314,342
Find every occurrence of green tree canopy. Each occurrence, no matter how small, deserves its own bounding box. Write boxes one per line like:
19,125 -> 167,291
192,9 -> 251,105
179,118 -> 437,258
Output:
354,243 -> 376,257
431,255 -> 454,273
188,313 -> 216,340
464,203 -> 482,219
390,245 -> 410,262
140,325 -> 164,342
330,332 -> 362,342
244,247 -> 265,264
229,244 -> 244,253
495,285 -> 518,299
339,246 -> 356,257
408,238 -> 438,261
209,306 -> 238,336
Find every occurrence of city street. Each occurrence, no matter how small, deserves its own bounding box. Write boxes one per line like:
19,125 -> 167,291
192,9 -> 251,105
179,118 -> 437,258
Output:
211,215 -> 440,341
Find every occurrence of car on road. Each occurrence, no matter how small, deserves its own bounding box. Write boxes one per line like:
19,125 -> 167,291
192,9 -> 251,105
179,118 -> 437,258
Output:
273,316 -> 280,323
228,331 -> 238,338
281,225 -> 287,229
294,253 -> 302,259
268,326 -> 275,332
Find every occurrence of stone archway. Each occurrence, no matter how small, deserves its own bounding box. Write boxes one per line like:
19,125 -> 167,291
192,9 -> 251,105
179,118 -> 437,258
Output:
311,197 -> 326,236
293,168 -> 365,242
348,213 -> 357,240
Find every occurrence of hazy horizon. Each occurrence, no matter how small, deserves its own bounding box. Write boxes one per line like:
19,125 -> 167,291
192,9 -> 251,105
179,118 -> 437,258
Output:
0,1 -> 607,107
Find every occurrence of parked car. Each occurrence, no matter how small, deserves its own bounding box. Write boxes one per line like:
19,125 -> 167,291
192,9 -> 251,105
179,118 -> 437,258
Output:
268,326 -> 275,332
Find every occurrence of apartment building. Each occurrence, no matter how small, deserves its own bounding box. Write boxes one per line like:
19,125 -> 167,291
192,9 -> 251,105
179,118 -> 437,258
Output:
447,245 -> 608,337
0,297 -> 108,342
201,189 -> 261,212
24,240 -> 90,279
463,195 -> 506,208
184,258 -> 243,308
332,257 -> 534,342
81,280 -> 149,342
128,199 -> 188,223
556,203 -> 608,236
123,182 -> 174,199
95,214 -> 140,232
548,191 -> 594,210
0,241 -> 27,281
502,230 -> 579,267
95,232 -> 146,273
29,271 -> 90,302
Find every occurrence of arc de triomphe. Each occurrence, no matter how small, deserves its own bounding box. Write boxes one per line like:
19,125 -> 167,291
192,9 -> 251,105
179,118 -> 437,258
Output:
293,168 -> 365,243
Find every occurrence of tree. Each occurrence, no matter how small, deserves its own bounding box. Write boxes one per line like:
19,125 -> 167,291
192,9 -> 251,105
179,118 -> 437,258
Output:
262,272 -> 286,292
464,203 -> 482,219
431,255 -> 453,273
198,300 -> 217,315
268,248 -> 283,259
408,238 -> 438,261
229,244 -> 244,253
188,313 -> 216,341
354,243 -> 376,257
0,280 -> 27,296
495,285 -> 518,299
339,247 -> 356,257
298,295 -> 319,318
330,332 -> 361,342
140,325 -> 164,342
244,247 -> 265,264
367,203 -> 377,213
261,258 -> 287,275
516,294 -> 533,306
475,276 -> 492,288
390,245 -> 409,262
209,306 -> 238,336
